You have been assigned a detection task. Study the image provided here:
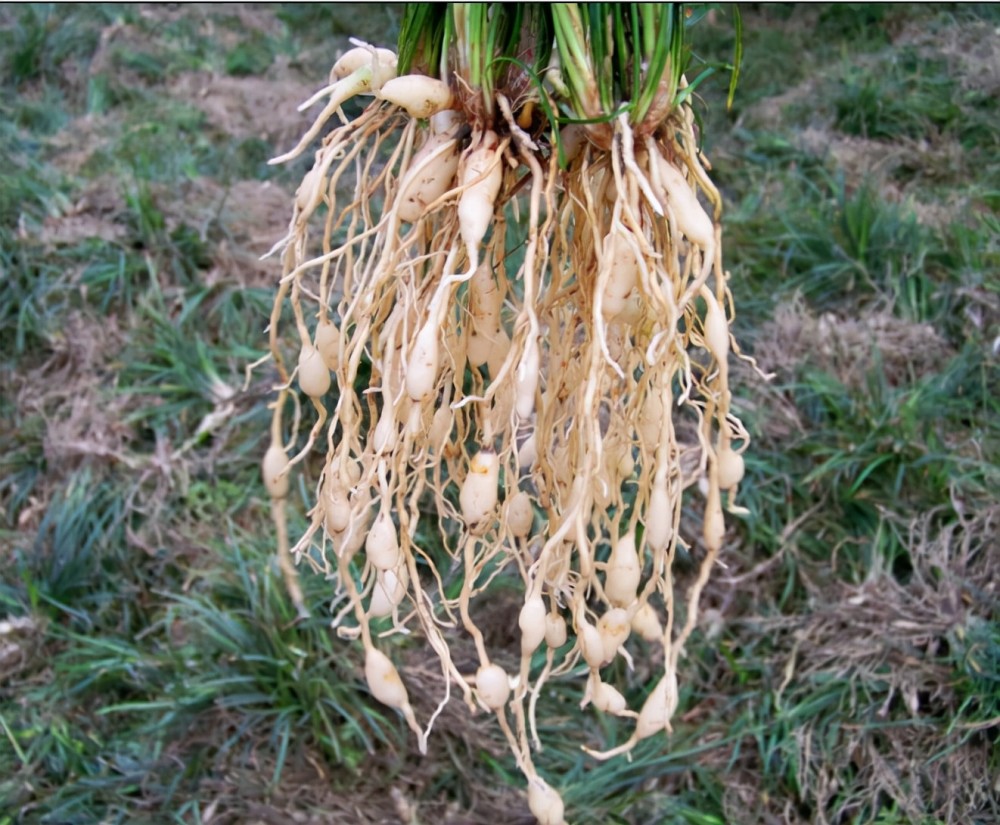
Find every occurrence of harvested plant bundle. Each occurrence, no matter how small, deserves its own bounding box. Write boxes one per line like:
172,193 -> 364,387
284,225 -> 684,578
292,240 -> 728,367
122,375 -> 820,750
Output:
261,5 -> 745,821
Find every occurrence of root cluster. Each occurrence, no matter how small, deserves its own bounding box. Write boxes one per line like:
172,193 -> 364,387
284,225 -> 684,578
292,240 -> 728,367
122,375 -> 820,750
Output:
260,41 -> 749,823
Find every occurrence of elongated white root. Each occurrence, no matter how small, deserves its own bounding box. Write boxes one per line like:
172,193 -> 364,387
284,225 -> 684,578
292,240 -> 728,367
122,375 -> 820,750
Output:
458,130 -> 505,272
261,395 -> 309,619
395,114 -> 463,224
377,75 -> 454,119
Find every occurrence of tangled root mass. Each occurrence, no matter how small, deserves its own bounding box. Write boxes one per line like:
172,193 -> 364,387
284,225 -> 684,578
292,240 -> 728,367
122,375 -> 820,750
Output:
260,40 -> 750,818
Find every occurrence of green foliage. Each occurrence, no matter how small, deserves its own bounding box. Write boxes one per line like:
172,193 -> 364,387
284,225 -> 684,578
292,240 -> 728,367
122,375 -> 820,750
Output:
16,472 -> 130,628
817,3 -> 894,46
1,525 -> 389,820
0,4 -> 114,87
782,175 -> 934,313
277,3 -> 403,49
835,49 -> 961,140
225,33 -> 274,77
400,3 -> 739,130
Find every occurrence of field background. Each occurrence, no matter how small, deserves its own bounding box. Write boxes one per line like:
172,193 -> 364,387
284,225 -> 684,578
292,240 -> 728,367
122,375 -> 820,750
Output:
1,4 -> 997,824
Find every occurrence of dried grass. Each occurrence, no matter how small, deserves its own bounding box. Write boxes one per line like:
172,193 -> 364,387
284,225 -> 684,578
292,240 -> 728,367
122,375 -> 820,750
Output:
168,70 -> 319,148
0,615 -> 45,686
753,294 -> 954,389
896,18 -> 1000,98
10,311 -> 130,490
727,501 -> 999,824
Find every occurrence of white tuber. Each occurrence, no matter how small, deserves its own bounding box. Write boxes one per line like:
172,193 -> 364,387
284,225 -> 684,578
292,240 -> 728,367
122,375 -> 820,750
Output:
459,448 -> 500,527
368,567 -> 409,618
518,596 -> 547,654
644,479 -> 673,553
527,778 -> 565,825
298,344 -> 331,399
406,315 -> 441,402
262,445 -> 290,499
717,446 -> 745,489
545,613 -> 568,649
366,507 -> 401,571
636,670 -> 679,739
604,530 -> 641,607
315,320 -> 341,371
596,607 -> 631,663
458,130 -> 503,269
476,663 -> 511,710
377,74 -> 454,119
507,491 -> 535,539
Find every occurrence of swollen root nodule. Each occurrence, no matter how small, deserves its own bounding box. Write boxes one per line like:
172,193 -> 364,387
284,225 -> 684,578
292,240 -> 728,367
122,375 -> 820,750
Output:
259,11 -> 748,823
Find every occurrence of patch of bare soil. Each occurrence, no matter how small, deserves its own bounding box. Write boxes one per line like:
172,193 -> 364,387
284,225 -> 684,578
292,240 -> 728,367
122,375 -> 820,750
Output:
5,310 -> 132,533
782,110 -> 974,229
150,175 -> 293,287
736,76 -> 820,135
795,126 -> 900,181
772,113 -> 974,229
39,171 -> 291,295
215,178 -> 295,282
186,760 -> 533,825
33,172 -> 129,246
752,294 -> 954,389
802,128 -> 974,229
895,18 -> 1000,98
15,311 -> 130,464
168,64 -> 320,150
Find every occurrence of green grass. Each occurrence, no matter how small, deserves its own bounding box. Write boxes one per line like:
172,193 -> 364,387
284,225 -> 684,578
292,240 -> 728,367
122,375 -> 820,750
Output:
1,3 -> 998,824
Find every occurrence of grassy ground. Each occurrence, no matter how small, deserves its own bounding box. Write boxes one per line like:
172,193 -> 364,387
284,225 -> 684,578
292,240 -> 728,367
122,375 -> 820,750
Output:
1,4 -> 997,824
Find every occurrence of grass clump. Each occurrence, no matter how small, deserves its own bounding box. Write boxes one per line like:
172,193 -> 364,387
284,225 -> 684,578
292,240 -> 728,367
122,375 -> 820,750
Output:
834,49 -> 961,141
